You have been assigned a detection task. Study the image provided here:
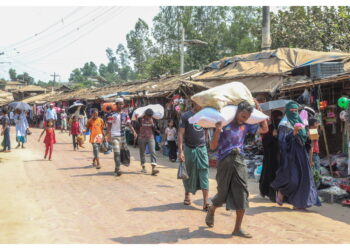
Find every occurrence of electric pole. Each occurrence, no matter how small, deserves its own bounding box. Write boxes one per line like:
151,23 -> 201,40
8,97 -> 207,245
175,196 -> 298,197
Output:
180,24 -> 185,75
50,72 -> 60,93
261,6 -> 271,51
178,25 -> 208,75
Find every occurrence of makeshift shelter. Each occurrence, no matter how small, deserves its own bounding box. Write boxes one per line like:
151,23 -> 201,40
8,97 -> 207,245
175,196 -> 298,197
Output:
0,90 -> 14,106
12,84 -> 47,101
193,47 -> 350,102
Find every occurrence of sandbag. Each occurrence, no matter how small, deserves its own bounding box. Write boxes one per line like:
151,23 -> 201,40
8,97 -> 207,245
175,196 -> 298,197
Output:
188,105 -> 269,128
191,81 -> 255,110
131,104 -> 164,120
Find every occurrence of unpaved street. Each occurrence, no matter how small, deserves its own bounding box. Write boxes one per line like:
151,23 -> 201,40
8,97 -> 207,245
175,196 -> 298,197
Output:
0,128 -> 349,243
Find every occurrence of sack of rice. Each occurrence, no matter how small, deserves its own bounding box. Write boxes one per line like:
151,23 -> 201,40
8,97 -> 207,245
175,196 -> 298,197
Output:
131,104 -> 164,120
188,105 -> 269,128
191,81 -> 255,110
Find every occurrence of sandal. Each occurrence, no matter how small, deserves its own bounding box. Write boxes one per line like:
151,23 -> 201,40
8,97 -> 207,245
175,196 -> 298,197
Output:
276,192 -> 283,206
203,204 -> 210,211
151,169 -> 160,176
205,206 -> 214,228
183,199 -> 191,205
232,230 -> 252,238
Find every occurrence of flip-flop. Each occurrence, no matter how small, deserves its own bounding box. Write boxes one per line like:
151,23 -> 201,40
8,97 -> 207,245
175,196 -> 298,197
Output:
203,204 -> 210,211
183,199 -> 191,205
205,206 -> 214,228
151,170 -> 160,176
276,192 -> 283,206
232,230 -> 252,238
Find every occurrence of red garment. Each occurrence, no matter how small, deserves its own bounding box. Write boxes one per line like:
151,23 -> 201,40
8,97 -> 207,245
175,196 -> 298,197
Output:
70,121 -> 80,135
45,143 -> 54,160
312,140 -> 320,154
139,117 -> 155,139
44,128 -> 56,145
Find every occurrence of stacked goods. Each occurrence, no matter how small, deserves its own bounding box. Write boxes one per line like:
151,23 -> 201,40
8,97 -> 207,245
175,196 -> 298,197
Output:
188,82 -> 268,128
131,104 -> 164,120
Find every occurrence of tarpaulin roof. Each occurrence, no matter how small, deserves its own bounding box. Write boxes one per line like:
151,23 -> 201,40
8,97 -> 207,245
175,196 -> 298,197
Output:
186,75 -> 284,94
196,48 -> 350,81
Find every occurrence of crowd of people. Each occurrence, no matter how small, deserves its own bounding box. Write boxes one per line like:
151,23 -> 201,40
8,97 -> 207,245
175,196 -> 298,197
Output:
0,97 -> 323,238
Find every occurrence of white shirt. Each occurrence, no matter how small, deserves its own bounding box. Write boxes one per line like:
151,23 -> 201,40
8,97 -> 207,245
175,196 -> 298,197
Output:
9,112 -> 14,119
165,127 -> 177,141
108,112 -> 130,137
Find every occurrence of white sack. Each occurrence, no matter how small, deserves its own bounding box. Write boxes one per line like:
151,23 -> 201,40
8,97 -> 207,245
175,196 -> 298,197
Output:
191,81 -> 255,110
188,107 -> 225,128
131,104 -> 164,120
189,105 -> 269,128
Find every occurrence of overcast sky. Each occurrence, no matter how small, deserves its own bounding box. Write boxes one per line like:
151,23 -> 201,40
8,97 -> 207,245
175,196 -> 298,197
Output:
0,6 -> 160,82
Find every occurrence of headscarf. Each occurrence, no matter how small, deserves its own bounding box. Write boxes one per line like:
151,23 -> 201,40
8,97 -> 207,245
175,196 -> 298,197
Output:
285,101 -> 307,143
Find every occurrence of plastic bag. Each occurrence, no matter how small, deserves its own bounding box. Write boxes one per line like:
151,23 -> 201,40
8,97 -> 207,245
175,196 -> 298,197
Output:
188,105 -> 268,128
177,162 -> 189,180
131,104 -> 164,120
191,81 -> 255,110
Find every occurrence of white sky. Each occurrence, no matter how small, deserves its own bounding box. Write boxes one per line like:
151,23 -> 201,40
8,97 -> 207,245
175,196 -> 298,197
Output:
1,0 -> 349,83
0,6 -> 160,82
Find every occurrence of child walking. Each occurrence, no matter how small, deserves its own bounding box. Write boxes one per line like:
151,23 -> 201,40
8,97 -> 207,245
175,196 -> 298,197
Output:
38,120 -> 56,160
69,115 -> 80,151
165,119 -> 177,162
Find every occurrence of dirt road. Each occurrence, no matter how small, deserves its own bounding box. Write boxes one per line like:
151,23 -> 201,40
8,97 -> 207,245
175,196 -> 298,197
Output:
0,128 -> 349,243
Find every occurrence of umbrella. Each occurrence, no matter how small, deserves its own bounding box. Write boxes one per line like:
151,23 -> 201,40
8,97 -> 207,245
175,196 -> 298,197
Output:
260,99 -> 292,111
8,102 -> 32,111
68,102 -> 85,115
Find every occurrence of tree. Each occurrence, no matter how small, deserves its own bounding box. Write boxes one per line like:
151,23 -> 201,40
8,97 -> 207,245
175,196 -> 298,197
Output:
126,18 -> 154,78
271,6 -> 350,51
8,68 -> 17,81
151,6 -> 262,74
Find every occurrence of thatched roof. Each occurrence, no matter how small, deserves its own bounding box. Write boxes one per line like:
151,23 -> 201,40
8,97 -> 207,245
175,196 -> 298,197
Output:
44,71 -> 200,102
14,84 -> 47,93
0,90 -> 14,106
22,92 -> 58,104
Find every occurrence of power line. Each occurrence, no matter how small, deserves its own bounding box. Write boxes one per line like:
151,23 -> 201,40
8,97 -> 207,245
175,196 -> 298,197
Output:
26,7 -> 127,64
0,7 -> 84,52
7,7 -> 116,59
2,7 -> 104,55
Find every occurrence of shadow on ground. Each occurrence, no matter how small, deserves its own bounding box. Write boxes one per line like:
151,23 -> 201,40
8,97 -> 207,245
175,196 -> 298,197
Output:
71,171 -> 140,177
128,202 -> 202,212
110,226 -> 231,243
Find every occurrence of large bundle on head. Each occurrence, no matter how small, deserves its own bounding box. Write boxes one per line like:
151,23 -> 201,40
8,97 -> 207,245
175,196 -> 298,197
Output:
188,105 -> 269,128
131,104 -> 164,120
191,81 -> 255,110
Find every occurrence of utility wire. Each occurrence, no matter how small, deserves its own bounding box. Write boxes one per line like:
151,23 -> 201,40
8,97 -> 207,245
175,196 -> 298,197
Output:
27,7 -> 127,64
8,7 -> 116,59
3,7 -> 104,55
1,7 -> 84,52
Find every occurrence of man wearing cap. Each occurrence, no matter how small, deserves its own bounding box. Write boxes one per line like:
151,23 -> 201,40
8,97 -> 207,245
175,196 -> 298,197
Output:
46,103 -> 57,128
107,98 -> 137,176
138,108 -> 160,176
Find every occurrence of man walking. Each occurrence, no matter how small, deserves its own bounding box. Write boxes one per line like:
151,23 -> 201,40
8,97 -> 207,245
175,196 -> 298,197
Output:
178,101 -> 209,210
107,98 -> 137,176
46,104 -> 57,128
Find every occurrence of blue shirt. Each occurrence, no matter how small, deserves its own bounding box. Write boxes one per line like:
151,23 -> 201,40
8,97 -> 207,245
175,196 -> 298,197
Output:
217,122 -> 258,161
46,108 -> 57,121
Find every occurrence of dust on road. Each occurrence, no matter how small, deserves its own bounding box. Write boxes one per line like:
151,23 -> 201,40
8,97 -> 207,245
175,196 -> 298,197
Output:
0,128 -> 349,243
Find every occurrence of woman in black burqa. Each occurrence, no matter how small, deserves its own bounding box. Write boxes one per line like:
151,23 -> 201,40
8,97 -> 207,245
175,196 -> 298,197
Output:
259,110 -> 283,201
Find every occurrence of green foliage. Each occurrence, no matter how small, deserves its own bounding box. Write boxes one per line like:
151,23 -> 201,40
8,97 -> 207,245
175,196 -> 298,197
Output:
8,68 -> 17,81
271,6 -> 350,51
